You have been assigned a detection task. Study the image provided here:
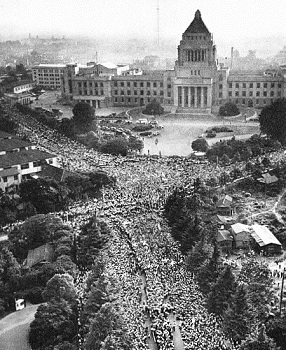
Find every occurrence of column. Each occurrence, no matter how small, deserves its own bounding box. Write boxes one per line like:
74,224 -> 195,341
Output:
182,86 -> 185,107
201,88 -> 204,108
207,86 -> 212,108
197,87 -> 201,108
194,87 -> 197,108
188,87 -> 191,107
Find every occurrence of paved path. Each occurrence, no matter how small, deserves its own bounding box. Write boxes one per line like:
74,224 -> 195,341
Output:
0,304 -> 39,350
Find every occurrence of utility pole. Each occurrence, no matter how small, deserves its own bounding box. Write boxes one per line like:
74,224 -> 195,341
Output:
279,267 -> 285,316
156,0 -> 160,47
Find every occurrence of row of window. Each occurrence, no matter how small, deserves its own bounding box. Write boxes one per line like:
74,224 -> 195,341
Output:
220,90 -> 280,98
114,90 -> 166,96
35,69 -> 65,73
228,82 -> 281,89
186,35 -> 208,41
38,73 -> 60,77
78,90 -> 104,96
78,82 -> 104,88
224,98 -> 275,106
113,81 -> 165,88
114,97 -> 165,104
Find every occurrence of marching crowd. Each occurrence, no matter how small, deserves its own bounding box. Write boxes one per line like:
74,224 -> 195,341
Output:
5,102 -> 286,349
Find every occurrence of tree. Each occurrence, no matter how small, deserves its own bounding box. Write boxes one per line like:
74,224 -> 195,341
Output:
29,299 -> 76,350
9,214 -> 67,261
219,102 -> 240,116
192,138 -> 209,152
42,273 -> 76,303
72,102 -> 95,131
58,118 -> 75,138
84,302 -> 131,350
19,177 -> 69,214
223,284 -> 251,344
240,325 -> 279,350
259,98 -> 286,145
100,137 -> 128,156
266,315 -> 286,350
142,99 -> 164,115
128,135 -> 144,152
207,265 -> 237,316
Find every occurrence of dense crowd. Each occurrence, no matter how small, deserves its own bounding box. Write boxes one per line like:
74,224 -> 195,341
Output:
4,102 -> 286,349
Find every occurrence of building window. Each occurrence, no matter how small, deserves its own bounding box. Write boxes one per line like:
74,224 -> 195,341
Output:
134,90 -> 137,95
167,84 -> 172,89
270,91 -> 274,97
249,91 -> 253,97
79,90 -> 82,95
242,91 -> 246,97
160,82 -> 163,87
121,82 -> 124,87
128,98 -> 131,102
134,98 -> 138,103
256,91 -> 260,97
21,163 -> 29,170
140,82 -> 144,87
219,84 -> 223,90
219,92 -> 222,98
140,90 -> 144,95
114,90 -> 118,95
127,82 -> 130,87
3,177 -> 7,183
271,83 -> 275,88
114,82 -> 117,87
229,91 -> 232,97
101,90 -> 104,95
235,91 -> 239,96
89,82 -> 93,87
147,91 -> 150,95
264,83 -> 268,88
242,99 -> 245,104
263,91 -> 267,97
147,82 -> 150,87
153,82 -> 157,87
14,175 -> 18,180
160,90 -> 164,95
167,92 -> 171,97
278,83 -> 282,88
243,83 -> 246,89
256,99 -> 260,105
121,90 -> 124,95
115,97 -> 118,102
78,82 -> 82,88
134,82 -> 137,87
235,83 -> 239,89
127,90 -> 131,95
229,83 -> 232,88
153,91 -> 157,95
249,83 -> 253,88
257,83 -> 260,88
94,83 -> 98,87
84,82 -> 87,88
219,75 -> 223,81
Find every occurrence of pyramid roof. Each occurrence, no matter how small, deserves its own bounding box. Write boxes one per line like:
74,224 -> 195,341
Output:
185,10 -> 210,34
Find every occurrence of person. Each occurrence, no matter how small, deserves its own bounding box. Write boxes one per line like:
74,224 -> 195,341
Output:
155,138 -> 158,145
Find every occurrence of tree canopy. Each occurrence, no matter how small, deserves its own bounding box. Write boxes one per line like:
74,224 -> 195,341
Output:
218,102 -> 240,117
72,102 -> 95,131
192,138 -> 209,152
259,98 -> 286,145
142,99 -> 164,115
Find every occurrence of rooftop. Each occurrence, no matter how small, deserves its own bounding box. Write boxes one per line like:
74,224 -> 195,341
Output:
0,138 -> 33,152
32,63 -> 67,68
0,149 -> 56,168
184,10 -> 210,34
251,224 -> 281,247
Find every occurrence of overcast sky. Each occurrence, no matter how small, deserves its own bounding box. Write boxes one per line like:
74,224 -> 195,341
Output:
0,0 -> 285,56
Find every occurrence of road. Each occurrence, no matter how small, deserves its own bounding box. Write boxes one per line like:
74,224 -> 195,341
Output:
0,304 -> 39,350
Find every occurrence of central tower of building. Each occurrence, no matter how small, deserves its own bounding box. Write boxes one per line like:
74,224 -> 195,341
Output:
174,10 -> 218,113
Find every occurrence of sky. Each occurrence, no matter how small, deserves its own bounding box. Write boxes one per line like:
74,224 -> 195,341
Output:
0,0 -> 286,57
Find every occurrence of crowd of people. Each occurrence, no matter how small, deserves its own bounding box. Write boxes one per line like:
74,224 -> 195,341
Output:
4,102 -> 286,349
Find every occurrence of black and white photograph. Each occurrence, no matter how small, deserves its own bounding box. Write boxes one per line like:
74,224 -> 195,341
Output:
1,0 -> 286,349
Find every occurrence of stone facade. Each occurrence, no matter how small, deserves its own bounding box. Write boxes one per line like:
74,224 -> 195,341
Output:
60,10 -> 286,114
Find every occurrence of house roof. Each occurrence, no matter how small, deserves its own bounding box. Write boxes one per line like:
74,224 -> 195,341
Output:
231,223 -> 250,234
217,230 -> 233,242
0,167 -> 19,177
0,138 -> 33,152
0,149 -> 56,168
25,243 -> 54,267
39,164 -> 78,182
217,194 -> 233,207
184,10 -> 210,34
251,224 -> 281,247
0,131 -> 16,139
258,173 -> 278,184
99,62 -> 118,69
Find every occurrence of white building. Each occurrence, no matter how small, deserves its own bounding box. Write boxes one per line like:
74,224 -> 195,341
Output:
32,64 -> 67,89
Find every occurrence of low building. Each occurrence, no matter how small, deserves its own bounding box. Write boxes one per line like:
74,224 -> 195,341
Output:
250,224 -> 282,255
217,229 -> 234,255
230,223 -> 251,248
216,194 -> 233,216
0,132 -> 58,192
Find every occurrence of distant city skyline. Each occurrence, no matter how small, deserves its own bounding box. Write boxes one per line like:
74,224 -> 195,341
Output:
1,0 -> 286,58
